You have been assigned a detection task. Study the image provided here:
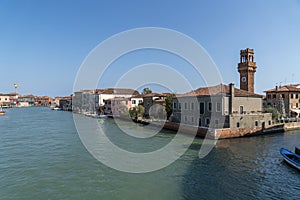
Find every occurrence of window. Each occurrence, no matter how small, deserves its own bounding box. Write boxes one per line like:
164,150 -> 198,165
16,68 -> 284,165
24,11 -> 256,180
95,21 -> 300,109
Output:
291,103 -> 293,108
199,102 -> 205,114
237,122 -> 240,128
267,94 -> 271,99
184,116 -> 187,122
215,119 -> 219,125
173,102 -> 177,109
281,94 -> 285,98
208,102 -> 212,112
178,103 -> 181,110
205,118 -> 210,126
296,94 -> 299,99
268,121 -> 271,126
216,102 -> 221,112
132,100 -> 136,104
255,121 -> 258,126
240,106 -> 244,114
291,94 -> 294,99
297,103 -> 299,108
185,102 -> 187,110
191,117 -> 194,123
198,119 -> 202,127
272,94 -> 276,99
191,102 -> 194,110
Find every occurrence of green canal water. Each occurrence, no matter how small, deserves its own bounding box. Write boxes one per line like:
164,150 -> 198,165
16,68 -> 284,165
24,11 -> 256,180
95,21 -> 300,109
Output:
0,107 -> 299,199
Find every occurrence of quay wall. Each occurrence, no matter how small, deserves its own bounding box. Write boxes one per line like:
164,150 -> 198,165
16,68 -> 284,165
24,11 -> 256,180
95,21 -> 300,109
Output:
284,121 -> 300,131
162,122 -> 285,140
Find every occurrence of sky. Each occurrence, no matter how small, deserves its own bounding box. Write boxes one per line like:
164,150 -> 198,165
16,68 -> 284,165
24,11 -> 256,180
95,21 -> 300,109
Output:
0,0 -> 300,97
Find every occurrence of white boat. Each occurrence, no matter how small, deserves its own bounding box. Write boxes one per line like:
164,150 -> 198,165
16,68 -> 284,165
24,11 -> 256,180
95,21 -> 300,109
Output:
0,107 -> 5,116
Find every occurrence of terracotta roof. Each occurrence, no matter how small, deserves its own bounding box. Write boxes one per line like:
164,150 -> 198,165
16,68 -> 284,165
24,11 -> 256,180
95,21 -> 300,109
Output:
113,97 -> 130,101
264,84 -> 300,93
98,88 -> 139,95
19,95 -> 35,98
176,84 -> 262,98
131,94 -> 145,98
142,93 -> 168,98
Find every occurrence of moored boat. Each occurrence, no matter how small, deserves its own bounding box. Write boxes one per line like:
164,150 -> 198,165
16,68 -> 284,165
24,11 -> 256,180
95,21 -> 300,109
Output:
0,107 -> 5,115
280,148 -> 300,170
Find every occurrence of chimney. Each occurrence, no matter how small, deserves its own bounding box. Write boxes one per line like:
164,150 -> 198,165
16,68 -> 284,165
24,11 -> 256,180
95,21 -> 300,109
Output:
229,83 -> 235,114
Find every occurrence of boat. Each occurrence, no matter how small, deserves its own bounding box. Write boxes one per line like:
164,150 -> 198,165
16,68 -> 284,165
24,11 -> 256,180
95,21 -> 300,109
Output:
280,148 -> 300,170
53,107 -> 62,111
0,107 -> 5,116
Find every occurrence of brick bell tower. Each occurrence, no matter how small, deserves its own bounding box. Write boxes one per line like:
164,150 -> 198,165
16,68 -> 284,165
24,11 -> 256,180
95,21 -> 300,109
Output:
238,48 -> 257,93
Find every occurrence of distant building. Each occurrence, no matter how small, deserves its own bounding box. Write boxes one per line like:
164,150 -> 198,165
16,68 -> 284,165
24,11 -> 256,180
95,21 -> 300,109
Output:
103,97 -> 131,116
96,88 -> 139,107
0,94 -> 11,107
0,93 -> 19,107
142,93 -> 168,118
264,84 -> 300,118
35,96 -> 52,106
130,94 -> 144,108
72,90 -> 99,114
19,95 -> 35,106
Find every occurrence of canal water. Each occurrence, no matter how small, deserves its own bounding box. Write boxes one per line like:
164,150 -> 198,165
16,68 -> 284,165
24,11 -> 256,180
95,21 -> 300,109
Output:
0,107 -> 299,199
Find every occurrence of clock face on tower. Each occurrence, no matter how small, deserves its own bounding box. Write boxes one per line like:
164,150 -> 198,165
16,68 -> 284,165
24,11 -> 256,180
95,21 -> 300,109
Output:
241,76 -> 247,83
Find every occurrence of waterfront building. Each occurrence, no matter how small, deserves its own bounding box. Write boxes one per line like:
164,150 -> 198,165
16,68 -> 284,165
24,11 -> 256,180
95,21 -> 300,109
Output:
0,94 -> 11,107
0,93 -> 19,107
103,97 -> 131,116
130,94 -> 144,108
34,96 -> 52,106
73,88 -> 138,115
142,93 -> 168,118
19,95 -> 35,106
96,88 -> 139,107
264,84 -> 300,118
54,96 -> 72,111
172,83 -> 271,128
72,90 -> 99,114
172,48 -> 272,129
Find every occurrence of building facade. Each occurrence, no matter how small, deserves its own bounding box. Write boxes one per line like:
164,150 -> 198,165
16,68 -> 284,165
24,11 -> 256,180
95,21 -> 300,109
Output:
172,48 -> 272,129
72,90 -> 99,114
264,84 -> 300,118
172,84 -> 271,129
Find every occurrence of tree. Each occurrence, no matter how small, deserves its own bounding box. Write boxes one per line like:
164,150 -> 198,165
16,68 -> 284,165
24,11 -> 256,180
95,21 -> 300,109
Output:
263,106 -> 280,122
129,105 -> 145,121
165,94 -> 175,120
142,88 -> 152,94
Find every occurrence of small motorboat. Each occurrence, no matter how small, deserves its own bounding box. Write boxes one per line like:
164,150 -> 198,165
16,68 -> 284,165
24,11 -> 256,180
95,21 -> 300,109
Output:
0,107 -> 5,116
280,148 -> 300,170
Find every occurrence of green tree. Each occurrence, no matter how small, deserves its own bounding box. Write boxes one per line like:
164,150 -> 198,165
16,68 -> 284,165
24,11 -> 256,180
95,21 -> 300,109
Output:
165,94 -> 175,120
129,105 -> 145,121
263,106 -> 280,122
142,88 -> 152,94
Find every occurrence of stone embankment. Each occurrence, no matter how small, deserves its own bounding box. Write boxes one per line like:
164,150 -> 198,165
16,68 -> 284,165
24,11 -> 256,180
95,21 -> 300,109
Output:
161,121 -> 300,140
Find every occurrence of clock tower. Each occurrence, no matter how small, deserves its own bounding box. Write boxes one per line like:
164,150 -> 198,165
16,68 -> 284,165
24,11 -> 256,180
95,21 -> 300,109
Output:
238,48 -> 257,93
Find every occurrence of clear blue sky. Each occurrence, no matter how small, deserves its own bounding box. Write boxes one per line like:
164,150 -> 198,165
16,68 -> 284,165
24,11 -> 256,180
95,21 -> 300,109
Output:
0,0 -> 299,97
